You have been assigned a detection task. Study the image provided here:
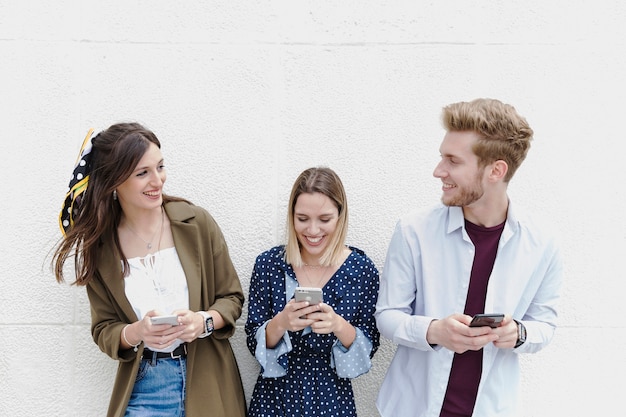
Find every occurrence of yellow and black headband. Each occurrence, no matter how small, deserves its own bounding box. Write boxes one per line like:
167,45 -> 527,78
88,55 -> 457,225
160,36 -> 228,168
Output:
59,128 -> 97,236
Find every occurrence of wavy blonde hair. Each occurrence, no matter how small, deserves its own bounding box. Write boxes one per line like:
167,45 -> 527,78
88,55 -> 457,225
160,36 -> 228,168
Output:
442,98 -> 534,182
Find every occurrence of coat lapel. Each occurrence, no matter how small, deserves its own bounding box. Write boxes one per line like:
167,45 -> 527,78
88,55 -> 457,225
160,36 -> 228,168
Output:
165,202 -> 202,313
98,237 -> 139,322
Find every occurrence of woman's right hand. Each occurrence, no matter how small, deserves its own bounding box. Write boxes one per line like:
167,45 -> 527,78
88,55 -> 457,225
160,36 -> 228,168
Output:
133,311 -> 186,349
276,299 -> 322,332
264,300 -> 321,348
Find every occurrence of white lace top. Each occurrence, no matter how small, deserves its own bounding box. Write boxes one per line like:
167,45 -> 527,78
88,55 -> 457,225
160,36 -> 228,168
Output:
124,247 -> 188,352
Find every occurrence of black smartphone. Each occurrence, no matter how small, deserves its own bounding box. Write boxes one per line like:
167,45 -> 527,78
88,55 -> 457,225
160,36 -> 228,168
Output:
469,313 -> 505,328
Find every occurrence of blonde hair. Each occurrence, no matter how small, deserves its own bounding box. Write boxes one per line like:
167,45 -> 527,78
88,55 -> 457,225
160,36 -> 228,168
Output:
442,98 -> 534,182
285,167 -> 348,267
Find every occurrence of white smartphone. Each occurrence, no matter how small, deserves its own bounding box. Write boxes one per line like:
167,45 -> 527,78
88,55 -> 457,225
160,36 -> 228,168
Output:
294,287 -> 323,304
150,315 -> 180,326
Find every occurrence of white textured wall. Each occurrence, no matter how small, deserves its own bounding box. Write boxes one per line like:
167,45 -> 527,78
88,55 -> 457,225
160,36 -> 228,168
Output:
1,1 -> 624,416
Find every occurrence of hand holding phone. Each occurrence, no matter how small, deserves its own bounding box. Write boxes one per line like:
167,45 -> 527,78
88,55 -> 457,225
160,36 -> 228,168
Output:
150,315 -> 180,326
469,313 -> 504,328
294,287 -> 323,304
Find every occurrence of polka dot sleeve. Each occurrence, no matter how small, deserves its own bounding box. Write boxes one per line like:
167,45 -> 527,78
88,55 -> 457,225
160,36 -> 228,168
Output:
254,320 -> 293,377
331,327 -> 374,378
254,275 -> 299,377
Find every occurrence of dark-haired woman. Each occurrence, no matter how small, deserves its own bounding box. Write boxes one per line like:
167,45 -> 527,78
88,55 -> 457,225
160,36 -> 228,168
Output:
52,123 -> 246,417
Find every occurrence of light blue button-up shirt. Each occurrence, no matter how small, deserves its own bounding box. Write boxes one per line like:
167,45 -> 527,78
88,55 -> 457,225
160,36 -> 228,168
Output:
375,202 -> 563,417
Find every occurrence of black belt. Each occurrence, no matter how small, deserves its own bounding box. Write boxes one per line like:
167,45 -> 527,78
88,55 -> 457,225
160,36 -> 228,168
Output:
143,343 -> 187,360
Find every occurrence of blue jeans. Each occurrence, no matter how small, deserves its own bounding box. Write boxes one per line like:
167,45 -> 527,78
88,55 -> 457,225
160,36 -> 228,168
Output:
124,355 -> 187,417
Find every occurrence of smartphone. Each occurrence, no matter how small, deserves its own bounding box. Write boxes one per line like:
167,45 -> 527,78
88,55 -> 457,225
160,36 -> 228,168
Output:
294,287 -> 323,304
150,315 -> 180,326
469,313 -> 504,328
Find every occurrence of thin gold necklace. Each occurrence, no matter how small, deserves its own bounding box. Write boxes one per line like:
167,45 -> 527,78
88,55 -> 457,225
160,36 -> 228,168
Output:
301,263 -> 331,287
125,208 -> 164,250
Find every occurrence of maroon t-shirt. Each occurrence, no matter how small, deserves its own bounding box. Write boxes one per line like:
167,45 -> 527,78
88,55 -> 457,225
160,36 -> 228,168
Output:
439,219 -> 505,417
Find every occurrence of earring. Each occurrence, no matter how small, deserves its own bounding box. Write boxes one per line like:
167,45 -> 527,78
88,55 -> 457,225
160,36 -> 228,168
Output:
113,190 -> 118,200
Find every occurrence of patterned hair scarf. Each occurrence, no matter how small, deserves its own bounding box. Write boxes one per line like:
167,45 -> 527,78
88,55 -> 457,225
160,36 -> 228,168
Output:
59,128 -> 97,236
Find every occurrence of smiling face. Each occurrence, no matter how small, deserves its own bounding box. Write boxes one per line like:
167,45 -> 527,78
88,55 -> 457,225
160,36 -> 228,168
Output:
433,131 -> 487,207
116,142 -> 166,213
293,192 -> 340,264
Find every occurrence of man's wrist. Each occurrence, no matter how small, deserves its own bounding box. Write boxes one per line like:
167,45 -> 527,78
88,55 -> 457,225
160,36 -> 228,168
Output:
513,319 -> 527,348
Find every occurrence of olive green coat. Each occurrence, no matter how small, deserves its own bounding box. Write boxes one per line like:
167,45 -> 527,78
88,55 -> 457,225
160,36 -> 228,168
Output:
87,201 -> 247,417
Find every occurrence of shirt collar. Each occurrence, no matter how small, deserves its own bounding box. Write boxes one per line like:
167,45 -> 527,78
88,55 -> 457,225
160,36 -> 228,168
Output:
445,199 -> 520,237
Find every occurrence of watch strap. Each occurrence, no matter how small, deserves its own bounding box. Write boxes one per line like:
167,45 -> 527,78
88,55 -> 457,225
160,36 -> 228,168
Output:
513,319 -> 527,348
198,311 -> 214,338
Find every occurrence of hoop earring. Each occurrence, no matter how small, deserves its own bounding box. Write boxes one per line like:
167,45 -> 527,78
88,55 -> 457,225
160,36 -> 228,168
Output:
113,190 -> 118,200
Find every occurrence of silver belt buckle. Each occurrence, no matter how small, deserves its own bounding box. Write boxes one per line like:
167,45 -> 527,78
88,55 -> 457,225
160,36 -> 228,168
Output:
169,344 -> 187,359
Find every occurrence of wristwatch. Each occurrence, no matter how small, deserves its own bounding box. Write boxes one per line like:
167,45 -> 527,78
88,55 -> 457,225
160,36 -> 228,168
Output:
513,319 -> 527,348
198,311 -> 214,338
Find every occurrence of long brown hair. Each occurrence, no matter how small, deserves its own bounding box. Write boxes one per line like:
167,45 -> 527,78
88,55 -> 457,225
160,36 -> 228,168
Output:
52,122 -> 187,285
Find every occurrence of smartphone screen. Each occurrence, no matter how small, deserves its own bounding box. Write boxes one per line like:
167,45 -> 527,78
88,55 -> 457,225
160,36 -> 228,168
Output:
469,313 -> 504,328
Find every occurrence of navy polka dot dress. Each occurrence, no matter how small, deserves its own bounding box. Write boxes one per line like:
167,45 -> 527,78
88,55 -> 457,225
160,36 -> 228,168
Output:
245,246 -> 380,417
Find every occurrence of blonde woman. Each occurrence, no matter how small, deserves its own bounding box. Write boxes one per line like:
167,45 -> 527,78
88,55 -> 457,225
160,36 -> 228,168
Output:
245,167 -> 380,417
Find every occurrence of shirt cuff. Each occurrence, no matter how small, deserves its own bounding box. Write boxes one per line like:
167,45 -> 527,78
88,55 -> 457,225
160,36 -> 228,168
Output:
254,320 -> 292,377
331,327 -> 373,378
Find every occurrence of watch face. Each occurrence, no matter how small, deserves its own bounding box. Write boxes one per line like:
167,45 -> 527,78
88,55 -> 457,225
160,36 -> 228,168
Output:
206,316 -> 214,333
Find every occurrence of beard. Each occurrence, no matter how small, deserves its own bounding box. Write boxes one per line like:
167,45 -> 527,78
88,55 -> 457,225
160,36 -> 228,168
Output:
441,170 -> 485,207
442,186 -> 483,206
